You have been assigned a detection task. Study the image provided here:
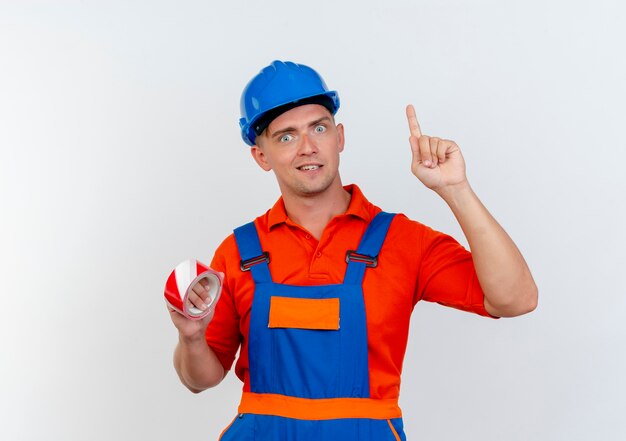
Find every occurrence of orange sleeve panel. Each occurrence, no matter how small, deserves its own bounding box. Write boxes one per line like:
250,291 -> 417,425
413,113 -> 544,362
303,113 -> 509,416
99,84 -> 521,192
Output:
205,184 -> 495,399
417,224 -> 494,317
207,245 -> 244,373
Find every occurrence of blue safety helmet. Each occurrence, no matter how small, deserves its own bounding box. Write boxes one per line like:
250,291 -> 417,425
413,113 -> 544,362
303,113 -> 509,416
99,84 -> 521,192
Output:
239,60 -> 340,146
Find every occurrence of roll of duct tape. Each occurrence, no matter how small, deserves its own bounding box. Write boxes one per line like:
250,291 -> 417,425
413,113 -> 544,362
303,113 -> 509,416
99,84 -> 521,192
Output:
164,259 -> 223,320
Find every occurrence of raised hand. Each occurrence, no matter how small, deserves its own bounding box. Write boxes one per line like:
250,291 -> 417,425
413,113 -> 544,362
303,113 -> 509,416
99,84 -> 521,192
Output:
406,104 -> 467,192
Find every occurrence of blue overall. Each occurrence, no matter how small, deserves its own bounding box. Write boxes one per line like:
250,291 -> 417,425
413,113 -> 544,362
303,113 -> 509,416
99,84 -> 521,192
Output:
219,212 -> 406,441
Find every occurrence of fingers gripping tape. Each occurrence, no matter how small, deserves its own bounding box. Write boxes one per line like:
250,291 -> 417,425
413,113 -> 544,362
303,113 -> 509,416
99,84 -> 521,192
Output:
164,259 -> 224,320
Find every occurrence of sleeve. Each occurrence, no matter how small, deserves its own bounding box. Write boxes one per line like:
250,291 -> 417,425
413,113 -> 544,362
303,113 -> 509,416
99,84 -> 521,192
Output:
205,235 -> 243,371
416,224 -> 498,318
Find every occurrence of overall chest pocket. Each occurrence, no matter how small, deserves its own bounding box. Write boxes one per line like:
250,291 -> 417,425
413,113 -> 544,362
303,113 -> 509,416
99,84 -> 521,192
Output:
268,296 -> 341,398
269,296 -> 340,330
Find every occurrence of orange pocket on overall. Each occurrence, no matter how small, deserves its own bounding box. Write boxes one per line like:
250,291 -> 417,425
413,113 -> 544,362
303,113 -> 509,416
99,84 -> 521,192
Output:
268,296 -> 340,330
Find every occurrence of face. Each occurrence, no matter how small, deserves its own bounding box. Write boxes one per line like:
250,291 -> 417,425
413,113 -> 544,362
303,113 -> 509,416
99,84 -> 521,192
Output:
251,104 -> 345,199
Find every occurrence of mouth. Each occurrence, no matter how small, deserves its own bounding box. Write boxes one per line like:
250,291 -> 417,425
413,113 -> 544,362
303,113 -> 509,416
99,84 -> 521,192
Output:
297,164 -> 322,171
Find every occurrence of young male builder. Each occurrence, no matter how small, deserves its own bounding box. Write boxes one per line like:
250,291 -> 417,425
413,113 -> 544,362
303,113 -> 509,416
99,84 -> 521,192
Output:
168,60 -> 538,440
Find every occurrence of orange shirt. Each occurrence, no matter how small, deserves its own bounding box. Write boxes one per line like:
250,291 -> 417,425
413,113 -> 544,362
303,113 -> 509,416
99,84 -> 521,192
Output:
207,184 -> 494,400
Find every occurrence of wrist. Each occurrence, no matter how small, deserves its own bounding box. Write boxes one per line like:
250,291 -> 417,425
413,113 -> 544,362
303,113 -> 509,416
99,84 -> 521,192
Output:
179,330 -> 207,346
435,180 -> 473,205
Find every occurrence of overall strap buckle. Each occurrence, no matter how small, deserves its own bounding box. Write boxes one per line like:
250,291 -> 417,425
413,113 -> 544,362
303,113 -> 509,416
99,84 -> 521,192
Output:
345,250 -> 378,268
240,252 -> 270,272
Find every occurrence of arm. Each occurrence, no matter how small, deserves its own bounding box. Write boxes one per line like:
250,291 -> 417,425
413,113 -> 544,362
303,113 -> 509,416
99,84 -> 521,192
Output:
406,105 -> 537,317
169,281 -> 226,392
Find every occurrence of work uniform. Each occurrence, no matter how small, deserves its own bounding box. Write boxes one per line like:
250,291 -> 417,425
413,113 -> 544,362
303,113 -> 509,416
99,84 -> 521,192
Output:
207,185 -> 495,440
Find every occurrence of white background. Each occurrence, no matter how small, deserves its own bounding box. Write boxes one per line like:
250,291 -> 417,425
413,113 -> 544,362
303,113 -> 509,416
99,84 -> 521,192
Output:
1,1 -> 625,440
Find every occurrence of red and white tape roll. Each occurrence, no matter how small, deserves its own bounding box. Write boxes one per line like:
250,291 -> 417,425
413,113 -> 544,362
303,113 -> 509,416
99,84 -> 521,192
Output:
164,259 -> 224,320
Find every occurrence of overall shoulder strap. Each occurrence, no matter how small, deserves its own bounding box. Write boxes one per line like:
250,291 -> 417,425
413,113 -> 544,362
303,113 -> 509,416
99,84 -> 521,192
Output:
233,221 -> 272,283
344,212 -> 396,285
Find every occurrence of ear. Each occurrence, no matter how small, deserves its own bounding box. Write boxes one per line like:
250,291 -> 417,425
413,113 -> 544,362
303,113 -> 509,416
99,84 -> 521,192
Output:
336,123 -> 345,153
250,145 -> 272,172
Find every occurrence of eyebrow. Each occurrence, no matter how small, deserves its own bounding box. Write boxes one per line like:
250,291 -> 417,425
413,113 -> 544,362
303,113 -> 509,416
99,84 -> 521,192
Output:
269,116 -> 332,139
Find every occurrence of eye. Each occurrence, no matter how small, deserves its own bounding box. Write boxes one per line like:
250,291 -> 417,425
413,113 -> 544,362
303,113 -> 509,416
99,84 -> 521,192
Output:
279,134 -> 294,143
314,125 -> 326,133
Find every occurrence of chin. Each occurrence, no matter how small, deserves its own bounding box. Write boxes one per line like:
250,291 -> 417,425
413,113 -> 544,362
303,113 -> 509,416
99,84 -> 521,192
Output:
295,181 -> 334,197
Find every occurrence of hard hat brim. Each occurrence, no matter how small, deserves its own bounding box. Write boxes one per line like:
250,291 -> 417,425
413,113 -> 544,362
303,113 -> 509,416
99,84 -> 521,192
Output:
241,90 -> 339,146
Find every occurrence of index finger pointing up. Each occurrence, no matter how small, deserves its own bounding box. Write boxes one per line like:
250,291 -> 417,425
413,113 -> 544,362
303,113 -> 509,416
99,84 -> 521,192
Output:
406,104 -> 422,138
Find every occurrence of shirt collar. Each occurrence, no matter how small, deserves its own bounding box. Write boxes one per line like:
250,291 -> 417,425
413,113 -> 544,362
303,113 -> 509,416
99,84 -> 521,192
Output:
267,184 -> 372,230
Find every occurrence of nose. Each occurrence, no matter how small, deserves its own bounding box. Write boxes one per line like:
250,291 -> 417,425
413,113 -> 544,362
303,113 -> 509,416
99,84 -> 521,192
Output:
297,134 -> 318,155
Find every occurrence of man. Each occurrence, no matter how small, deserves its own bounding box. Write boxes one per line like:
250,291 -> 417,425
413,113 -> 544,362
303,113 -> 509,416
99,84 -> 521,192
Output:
168,60 -> 537,440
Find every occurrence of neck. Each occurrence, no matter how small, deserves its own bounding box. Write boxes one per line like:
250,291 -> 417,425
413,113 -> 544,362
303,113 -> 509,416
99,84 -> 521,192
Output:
281,183 -> 351,240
